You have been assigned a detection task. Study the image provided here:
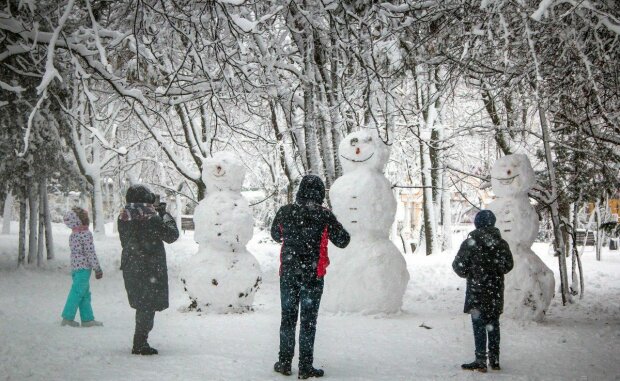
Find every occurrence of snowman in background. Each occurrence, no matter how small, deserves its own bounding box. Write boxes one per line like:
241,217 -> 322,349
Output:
488,154 -> 555,321
322,130 -> 410,314
180,151 -> 262,313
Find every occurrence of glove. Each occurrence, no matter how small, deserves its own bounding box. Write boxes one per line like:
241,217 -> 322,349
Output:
155,203 -> 167,217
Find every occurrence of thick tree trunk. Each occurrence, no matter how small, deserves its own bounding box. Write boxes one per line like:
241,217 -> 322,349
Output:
419,137 -> 438,256
91,175 -> 105,237
18,198 -> 26,266
539,108 -> 569,304
2,190 -> 13,234
27,181 -> 38,264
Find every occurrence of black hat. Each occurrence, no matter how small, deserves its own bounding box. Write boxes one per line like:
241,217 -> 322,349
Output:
295,175 -> 325,205
474,210 -> 496,228
125,184 -> 155,204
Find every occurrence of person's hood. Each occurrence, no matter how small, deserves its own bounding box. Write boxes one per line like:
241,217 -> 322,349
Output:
295,175 -> 325,205
474,209 -> 496,229
125,184 -> 155,204
63,210 -> 82,229
470,226 -> 503,249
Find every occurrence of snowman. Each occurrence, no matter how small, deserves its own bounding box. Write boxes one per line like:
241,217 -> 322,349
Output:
488,154 -> 555,321
179,151 -> 262,313
322,130 -> 410,314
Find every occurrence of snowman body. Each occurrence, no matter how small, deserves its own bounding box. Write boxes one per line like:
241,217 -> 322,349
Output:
322,130 -> 410,314
180,152 -> 262,313
487,154 -> 554,321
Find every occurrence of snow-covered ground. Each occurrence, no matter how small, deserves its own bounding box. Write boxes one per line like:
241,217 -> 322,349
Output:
1,220 -> 619,380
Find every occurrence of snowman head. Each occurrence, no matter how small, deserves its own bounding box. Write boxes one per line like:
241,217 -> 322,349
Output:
202,151 -> 245,193
490,154 -> 536,197
339,130 -> 390,173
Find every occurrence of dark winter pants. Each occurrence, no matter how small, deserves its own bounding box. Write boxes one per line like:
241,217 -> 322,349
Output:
279,272 -> 324,370
133,310 -> 155,349
471,314 -> 500,361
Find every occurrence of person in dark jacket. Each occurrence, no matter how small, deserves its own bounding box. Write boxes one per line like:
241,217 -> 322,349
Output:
271,175 -> 350,379
118,184 -> 179,355
452,210 -> 513,372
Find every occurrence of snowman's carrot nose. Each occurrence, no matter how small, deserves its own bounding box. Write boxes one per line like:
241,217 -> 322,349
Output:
356,147 -> 360,155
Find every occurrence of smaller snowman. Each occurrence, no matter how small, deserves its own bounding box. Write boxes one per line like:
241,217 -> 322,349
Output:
488,154 -> 555,321
322,130 -> 410,314
180,152 -> 262,313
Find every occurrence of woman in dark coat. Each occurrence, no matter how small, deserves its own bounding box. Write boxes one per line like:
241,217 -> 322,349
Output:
118,184 -> 179,355
452,210 -> 513,372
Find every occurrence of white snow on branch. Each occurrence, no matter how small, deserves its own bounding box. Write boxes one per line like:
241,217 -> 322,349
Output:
217,0 -> 246,4
531,0 -> 555,21
35,0 -> 75,95
230,14 -> 258,32
85,126 -> 127,155
0,80 -> 25,93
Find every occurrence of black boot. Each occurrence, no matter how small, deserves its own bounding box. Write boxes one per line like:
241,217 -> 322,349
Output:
274,362 -> 292,376
461,353 -> 487,373
298,367 -> 324,379
132,333 -> 158,355
489,355 -> 500,370
132,343 -> 158,355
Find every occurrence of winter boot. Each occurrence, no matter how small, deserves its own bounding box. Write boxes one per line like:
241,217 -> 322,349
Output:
461,353 -> 487,373
132,333 -> 158,355
132,343 -> 158,355
489,355 -> 501,371
298,367 -> 324,379
81,320 -> 103,327
61,319 -> 80,327
274,361 -> 292,376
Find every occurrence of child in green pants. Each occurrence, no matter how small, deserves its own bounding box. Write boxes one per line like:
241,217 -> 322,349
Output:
61,208 -> 103,327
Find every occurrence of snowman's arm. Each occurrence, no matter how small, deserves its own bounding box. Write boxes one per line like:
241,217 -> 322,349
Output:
452,239 -> 473,278
326,211 -> 350,249
270,208 -> 284,243
496,239 -> 514,275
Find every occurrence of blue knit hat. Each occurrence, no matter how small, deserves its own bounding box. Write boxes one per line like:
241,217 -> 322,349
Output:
474,210 -> 496,228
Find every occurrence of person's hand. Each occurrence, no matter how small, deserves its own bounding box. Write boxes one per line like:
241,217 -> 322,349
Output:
155,203 -> 167,216
95,271 -> 103,279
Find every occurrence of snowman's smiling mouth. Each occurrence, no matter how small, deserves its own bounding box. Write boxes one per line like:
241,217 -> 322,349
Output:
212,169 -> 226,177
495,174 -> 519,185
341,152 -> 375,163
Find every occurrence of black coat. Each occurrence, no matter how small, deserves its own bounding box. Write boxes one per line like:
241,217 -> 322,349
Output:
452,226 -> 513,318
119,212 -> 179,311
270,176 -> 350,279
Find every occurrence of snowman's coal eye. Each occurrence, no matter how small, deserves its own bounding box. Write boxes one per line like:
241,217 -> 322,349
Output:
350,138 -> 359,146
364,136 -> 372,143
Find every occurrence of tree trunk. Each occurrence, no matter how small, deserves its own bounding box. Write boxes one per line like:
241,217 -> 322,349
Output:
419,137 -> 438,256
441,169 -> 452,251
303,85 -> 321,175
539,108 -> 569,304
27,181 -> 38,264
18,198 -> 26,266
91,175 -> 106,237
37,180 -> 45,267
2,190 -> 13,234
41,177 -> 54,260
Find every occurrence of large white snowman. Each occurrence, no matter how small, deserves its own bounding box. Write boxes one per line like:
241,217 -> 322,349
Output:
180,152 -> 262,313
488,154 -> 555,321
322,130 -> 410,314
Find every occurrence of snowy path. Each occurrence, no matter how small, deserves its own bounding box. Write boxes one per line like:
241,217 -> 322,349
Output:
1,224 -> 619,380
